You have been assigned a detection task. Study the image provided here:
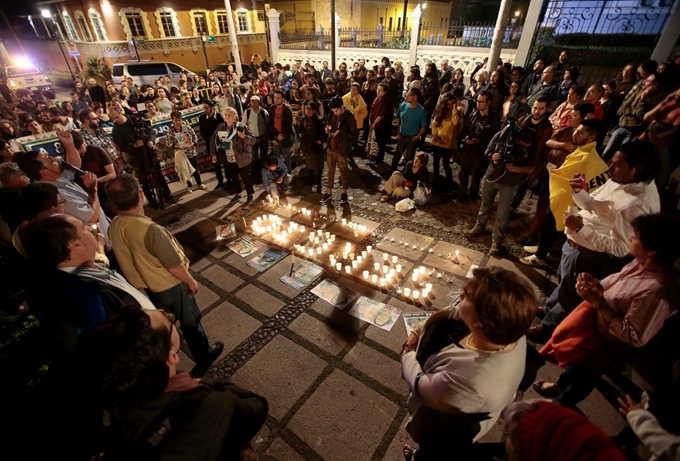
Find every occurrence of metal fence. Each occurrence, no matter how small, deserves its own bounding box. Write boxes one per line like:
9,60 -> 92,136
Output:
418,21 -> 523,48
279,30 -> 332,50
338,27 -> 411,49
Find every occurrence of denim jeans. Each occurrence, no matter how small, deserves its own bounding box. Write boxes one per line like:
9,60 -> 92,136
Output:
542,241 -> 613,331
475,177 -> 518,243
602,126 -> 634,161
272,144 -> 292,172
148,282 -> 212,366
554,362 -> 602,408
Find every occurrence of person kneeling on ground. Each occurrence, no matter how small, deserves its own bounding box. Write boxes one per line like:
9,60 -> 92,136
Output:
262,155 -> 293,201
83,306 -> 269,461
380,152 -> 429,202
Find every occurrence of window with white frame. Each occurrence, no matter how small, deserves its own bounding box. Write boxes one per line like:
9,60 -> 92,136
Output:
88,8 -> 108,42
236,10 -> 250,32
215,10 -> 230,35
190,9 -> 210,36
75,11 -> 93,42
119,8 -> 149,39
155,8 -> 180,38
61,11 -> 79,40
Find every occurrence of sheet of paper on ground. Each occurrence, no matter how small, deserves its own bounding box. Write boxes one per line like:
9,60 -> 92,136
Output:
247,248 -> 287,272
280,261 -> 324,290
310,279 -> 359,309
348,296 -> 402,331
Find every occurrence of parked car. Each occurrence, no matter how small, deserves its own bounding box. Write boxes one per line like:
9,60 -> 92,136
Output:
3,63 -> 52,94
112,61 -> 195,86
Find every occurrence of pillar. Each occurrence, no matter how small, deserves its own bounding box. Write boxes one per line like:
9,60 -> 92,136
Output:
267,8 -> 281,64
652,0 -> 680,63
333,13 -> 341,69
514,0 -> 545,67
408,5 -> 421,68
223,0 -> 242,77
486,0 -> 513,74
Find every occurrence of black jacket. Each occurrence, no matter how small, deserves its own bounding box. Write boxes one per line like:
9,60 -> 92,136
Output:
266,103 -> 294,147
198,112 -> 225,147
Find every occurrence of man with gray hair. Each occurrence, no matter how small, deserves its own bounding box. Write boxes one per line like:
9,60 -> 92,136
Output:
0,163 -> 29,188
438,59 -> 452,87
242,95 -> 269,181
526,66 -> 558,108
211,107 -> 256,204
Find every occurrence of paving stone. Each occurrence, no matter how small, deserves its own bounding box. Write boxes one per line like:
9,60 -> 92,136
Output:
343,342 -> 407,396
171,217 -> 219,244
365,297 -> 425,353
200,264 -> 245,293
257,254 -> 324,299
230,335 -> 327,420
235,284 -> 286,317
487,258 -> 546,300
422,241 -> 485,277
265,438 -> 306,461
202,301 -> 262,360
309,297 -> 365,332
376,228 -> 435,260
289,369 -> 399,461
194,282 -> 220,312
289,313 -> 353,356
189,257 -> 212,273
382,415 -> 416,461
327,216 -> 380,243
190,194 -> 236,216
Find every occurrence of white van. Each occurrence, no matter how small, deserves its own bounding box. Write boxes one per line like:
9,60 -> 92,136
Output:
112,61 -> 195,86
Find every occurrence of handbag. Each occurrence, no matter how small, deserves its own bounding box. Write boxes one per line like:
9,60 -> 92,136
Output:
413,181 -> 432,206
366,129 -> 379,160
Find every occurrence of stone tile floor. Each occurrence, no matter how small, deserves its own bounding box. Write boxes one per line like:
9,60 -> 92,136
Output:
150,151 -> 628,460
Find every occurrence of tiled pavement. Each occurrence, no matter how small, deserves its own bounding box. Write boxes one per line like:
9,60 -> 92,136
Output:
151,152 -> 627,460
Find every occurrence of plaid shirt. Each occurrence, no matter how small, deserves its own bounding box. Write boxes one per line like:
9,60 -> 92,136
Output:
82,127 -> 118,161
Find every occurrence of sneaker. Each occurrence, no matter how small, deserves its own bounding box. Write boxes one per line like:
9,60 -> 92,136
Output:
520,254 -> 548,267
198,184 -> 207,190
490,240 -> 502,256
466,225 -> 485,238
340,193 -> 349,204
321,193 -> 332,203
380,194 -> 390,203
520,232 -> 539,246
229,194 -> 242,203
245,194 -> 254,205
213,183 -> 224,191
523,245 -> 539,254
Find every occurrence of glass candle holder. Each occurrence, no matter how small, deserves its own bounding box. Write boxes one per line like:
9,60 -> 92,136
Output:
419,266 -> 426,275
352,260 -> 358,268
362,270 -> 369,279
317,247 -> 323,255
392,255 -> 398,264
425,283 -> 433,291
361,251 -> 367,258
379,278 -> 386,287
396,264 -> 402,273
336,262 -> 342,271
366,245 -> 372,253
403,288 -> 411,297
374,262 -> 381,271
383,253 -> 389,262
345,265 -> 351,274
371,274 -> 378,284
382,265 -> 389,274
356,256 -> 363,264
412,290 -> 420,300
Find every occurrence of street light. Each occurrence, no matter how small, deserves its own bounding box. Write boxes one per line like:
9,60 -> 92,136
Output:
41,9 -> 51,18
515,10 -> 520,17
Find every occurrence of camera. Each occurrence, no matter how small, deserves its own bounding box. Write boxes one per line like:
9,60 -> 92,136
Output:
492,119 -> 525,168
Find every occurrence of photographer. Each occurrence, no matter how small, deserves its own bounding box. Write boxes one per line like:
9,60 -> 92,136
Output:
468,96 -> 552,256
109,105 -> 174,209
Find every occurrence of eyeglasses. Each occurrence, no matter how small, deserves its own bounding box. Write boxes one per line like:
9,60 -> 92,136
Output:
160,309 -> 183,341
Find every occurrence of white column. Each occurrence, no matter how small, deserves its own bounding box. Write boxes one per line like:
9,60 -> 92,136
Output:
223,0 -> 242,77
267,9 -> 281,64
409,6 -> 422,68
652,1 -> 680,63
487,0 -> 513,74
514,0 -> 544,67
334,13 -> 341,68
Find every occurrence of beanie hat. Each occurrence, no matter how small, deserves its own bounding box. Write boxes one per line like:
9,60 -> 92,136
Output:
516,401 -> 628,461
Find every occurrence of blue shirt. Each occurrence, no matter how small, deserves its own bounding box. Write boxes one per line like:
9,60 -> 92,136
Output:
397,102 -> 429,137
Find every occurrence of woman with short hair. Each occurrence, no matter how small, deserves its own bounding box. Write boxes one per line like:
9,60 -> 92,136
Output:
401,266 -> 537,460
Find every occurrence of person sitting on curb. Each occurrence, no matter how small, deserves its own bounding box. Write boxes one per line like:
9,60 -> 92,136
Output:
380,152 -> 430,202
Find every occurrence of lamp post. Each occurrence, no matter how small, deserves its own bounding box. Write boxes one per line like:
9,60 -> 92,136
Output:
41,8 -> 76,81
222,0 -> 242,78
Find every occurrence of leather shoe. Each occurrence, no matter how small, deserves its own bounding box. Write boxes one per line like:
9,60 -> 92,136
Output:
526,324 -> 549,344
206,341 -> 224,363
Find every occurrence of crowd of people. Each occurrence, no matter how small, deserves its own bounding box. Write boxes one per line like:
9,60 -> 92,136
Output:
1,49 -> 680,460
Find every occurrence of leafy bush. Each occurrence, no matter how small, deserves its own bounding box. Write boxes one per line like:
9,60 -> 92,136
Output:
84,57 -> 112,84
188,67 -> 208,78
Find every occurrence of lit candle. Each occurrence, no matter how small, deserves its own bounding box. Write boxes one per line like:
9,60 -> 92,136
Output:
429,248 -> 433,253
342,252 -> 349,259
309,233 -> 315,243
363,270 -> 369,279
352,260 -> 358,268
419,266 -> 426,275
383,253 -> 389,262
454,250 -> 460,264
266,225 -> 272,232
392,255 -> 398,264
413,245 -> 417,250
300,225 -> 305,233
349,252 -> 355,260
322,243 -> 328,251
257,216 -> 262,223
382,265 -> 389,274
412,272 -> 419,281
366,245 -> 372,253
308,248 -> 315,257
403,288 -> 411,297
314,237 -> 320,245
336,262 -> 342,271
317,229 -> 323,236
330,234 -> 336,242
301,208 -> 307,215
412,290 -> 420,300
356,256 -> 362,264
437,272 -> 442,279
341,218 -> 347,225
396,264 -> 402,273
345,265 -> 351,274
306,210 -> 311,216
317,247 -> 322,255
374,262 -> 381,271
385,273 -> 393,282
390,237 -> 395,242
361,251 -> 367,258
404,241 -> 409,247
379,278 -> 386,287
325,232 -> 331,239
354,230 -> 359,237
371,274 -> 378,284
345,242 -> 352,250
425,283 -> 433,291
389,268 -> 396,276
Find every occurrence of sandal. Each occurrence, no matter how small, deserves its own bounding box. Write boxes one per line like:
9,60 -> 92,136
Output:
380,194 -> 390,203
532,379 -> 564,398
403,445 -> 417,461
